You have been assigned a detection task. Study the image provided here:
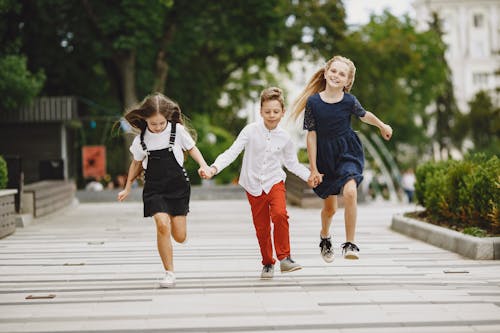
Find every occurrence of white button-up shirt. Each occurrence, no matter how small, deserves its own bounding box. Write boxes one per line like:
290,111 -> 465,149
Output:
212,121 -> 310,196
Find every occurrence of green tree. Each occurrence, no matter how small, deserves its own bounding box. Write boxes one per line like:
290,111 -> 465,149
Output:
454,91 -> 500,156
340,11 -> 449,158
0,0 -> 45,111
14,1 -> 346,118
427,12 -> 460,160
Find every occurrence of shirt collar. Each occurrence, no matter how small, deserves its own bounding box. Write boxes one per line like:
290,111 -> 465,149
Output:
258,120 -> 280,133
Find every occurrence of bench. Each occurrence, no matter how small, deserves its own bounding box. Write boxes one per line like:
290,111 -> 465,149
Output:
0,189 -> 17,238
22,180 -> 76,217
285,170 -> 323,208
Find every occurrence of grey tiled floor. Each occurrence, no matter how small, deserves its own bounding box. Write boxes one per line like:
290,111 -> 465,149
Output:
1,199 -> 499,332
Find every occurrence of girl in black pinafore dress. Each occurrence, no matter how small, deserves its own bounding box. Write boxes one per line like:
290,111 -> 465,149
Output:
118,93 -> 211,288
291,55 -> 393,262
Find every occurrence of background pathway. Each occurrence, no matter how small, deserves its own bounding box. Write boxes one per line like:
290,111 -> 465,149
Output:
1,199 -> 499,332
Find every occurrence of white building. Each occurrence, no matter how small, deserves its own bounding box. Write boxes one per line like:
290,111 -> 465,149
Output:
414,0 -> 500,111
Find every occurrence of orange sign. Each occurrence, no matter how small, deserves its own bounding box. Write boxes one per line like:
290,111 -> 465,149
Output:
82,145 -> 106,179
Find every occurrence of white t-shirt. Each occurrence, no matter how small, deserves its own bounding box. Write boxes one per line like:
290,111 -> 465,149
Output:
129,122 -> 195,169
212,121 -> 310,196
401,172 -> 416,191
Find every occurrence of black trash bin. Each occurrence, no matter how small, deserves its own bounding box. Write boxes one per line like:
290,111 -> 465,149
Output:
4,155 -> 23,213
39,159 -> 64,180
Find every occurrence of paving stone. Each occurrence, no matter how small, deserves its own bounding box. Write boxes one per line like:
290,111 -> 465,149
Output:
0,200 -> 499,332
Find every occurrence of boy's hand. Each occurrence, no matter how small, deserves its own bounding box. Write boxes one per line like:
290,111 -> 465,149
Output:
198,166 -> 215,179
380,124 -> 393,141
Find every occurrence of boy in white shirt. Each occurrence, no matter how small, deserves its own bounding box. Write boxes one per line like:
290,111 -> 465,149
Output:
201,87 -> 312,279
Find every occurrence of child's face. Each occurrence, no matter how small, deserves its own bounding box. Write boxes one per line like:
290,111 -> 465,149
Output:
260,99 -> 285,130
146,113 -> 167,133
325,60 -> 350,90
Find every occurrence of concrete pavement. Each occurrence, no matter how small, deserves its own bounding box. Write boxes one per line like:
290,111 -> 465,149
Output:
1,199 -> 500,332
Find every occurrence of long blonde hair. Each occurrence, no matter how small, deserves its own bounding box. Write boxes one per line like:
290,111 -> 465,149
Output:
291,55 -> 356,120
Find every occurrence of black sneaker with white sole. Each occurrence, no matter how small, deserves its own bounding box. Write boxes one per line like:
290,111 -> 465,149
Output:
341,242 -> 360,259
319,236 -> 334,263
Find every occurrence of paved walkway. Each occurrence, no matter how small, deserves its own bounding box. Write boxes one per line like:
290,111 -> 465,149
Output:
1,199 -> 500,333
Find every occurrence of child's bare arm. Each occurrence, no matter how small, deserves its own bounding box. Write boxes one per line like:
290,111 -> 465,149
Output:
118,160 -> 143,202
188,146 -> 212,177
360,111 -> 393,140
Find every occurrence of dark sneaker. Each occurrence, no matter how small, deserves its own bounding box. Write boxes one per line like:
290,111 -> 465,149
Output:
261,264 -> 274,279
319,236 -> 334,263
341,242 -> 360,260
280,256 -> 302,273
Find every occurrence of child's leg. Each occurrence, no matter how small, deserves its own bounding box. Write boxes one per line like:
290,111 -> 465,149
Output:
170,215 -> 187,243
268,182 -> 290,260
153,213 -> 174,271
321,195 -> 337,237
246,192 -> 274,265
342,179 -> 357,242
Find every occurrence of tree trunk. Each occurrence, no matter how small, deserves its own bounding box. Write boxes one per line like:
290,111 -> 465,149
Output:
114,51 -> 138,167
153,50 -> 169,93
115,51 -> 138,109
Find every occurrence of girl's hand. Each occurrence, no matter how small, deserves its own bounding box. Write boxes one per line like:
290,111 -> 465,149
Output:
308,170 -> 323,188
117,188 -> 130,202
380,124 -> 393,141
198,166 -> 215,179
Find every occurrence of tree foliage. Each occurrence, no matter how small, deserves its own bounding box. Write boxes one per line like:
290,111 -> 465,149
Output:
0,0 -> 45,111
339,12 -> 449,158
454,91 -> 500,156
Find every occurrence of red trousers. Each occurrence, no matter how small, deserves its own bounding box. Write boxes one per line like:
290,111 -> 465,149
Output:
246,182 -> 290,265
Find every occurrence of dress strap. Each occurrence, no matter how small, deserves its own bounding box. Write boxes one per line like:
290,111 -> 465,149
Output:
169,122 -> 177,146
140,129 -> 149,155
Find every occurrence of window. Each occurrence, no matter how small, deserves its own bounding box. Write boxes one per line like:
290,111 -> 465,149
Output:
473,73 -> 488,86
473,14 -> 484,28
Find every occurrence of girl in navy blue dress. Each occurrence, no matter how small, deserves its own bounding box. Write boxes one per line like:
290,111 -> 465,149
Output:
291,55 -> 392,261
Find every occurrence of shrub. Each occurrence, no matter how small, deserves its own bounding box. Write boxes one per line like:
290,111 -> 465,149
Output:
0,156 -> 7,189
415,154 -> 500,235
415,160 -> 450,207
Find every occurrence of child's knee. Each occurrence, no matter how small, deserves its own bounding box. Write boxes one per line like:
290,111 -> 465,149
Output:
270,209 -> 288,224
156,221 -> 171,236
173,231 -> 187,243
322,206 -> 336,218
343,185 -> 357,201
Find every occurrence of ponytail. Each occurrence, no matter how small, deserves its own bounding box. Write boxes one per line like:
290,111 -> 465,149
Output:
290,68 -> 326,120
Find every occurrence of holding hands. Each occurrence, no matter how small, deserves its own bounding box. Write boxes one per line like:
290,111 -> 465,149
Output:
307,169 -> 323,188
198,166 -> 216,179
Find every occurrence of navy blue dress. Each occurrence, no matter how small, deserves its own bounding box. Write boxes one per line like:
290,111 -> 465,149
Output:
304,93 -> 366,199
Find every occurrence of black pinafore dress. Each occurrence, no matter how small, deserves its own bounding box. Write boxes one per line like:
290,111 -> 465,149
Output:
141,123 -> 190,217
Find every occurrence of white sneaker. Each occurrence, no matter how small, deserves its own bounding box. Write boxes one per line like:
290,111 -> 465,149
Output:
159,271 -> 176,288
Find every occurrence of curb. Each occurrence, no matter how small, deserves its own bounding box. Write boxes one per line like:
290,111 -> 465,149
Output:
391,213 -> 500,260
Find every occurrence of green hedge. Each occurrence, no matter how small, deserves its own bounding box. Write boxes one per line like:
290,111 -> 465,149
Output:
415,154 -> 500,235
0,156 -> 7,189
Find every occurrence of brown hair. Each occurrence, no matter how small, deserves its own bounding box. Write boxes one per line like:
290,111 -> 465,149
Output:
260,87 -> 285,110
291,55 -> 356,120
123,92 -> 183,133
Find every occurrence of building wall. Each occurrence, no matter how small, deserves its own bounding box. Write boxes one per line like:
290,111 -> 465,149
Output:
0,123 -> 74,183
414,0 -> 500,111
